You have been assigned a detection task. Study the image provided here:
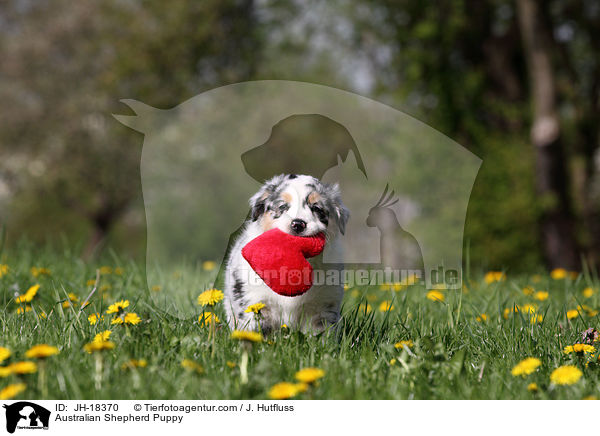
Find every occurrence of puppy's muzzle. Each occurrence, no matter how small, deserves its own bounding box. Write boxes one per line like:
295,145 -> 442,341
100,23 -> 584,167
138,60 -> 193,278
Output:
291,219 -> 307,234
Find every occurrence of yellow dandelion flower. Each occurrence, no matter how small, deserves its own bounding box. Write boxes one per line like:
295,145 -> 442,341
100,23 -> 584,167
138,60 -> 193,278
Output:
95,331 -> 111,342
530,314 -> 544,324
62,293 -> 78,308
583,287 -> 595,298
295,382 -> 309,393
551,268 -> 567,280
379,301 -> 394,312
197,289 -> 224,307
226,361 -> 236,369
516,304 -> 536,314
587,309 -> 599,317
15,284 -> 40,304
202,260 -> 217,271
394,340 -> 414,349
84,340 -> 115,353
230,330 -> 263,343
567,309 -> 579,320
0,264 -> 9,278
531,274 -> 542,283
527,383 -> 538,392
111,317 -> 124,325
16,306 -> 32,314
484,271 -> 505,284
583,395 -> 597,400
295,367 -> 325,384
114,267 -> 124,275
86,279 -> 97,286
350,289 -> 360,298
198,312 -> 220,327
390,358 -> 397,366
366,294 -> 378,302
0,347 -> 10,364
9,361 -> 37,374
99,266 -> 113,275
0,383 -> 26,400
534,291 -> 549,301
88,313 -> 103,325
151,285 -> 161,292
550,365 -> 582,385
0,367 -> 13,377
124,313 -> 141,325
30,267 -> 51,278
503,308 -> 513,319
392,282 -> 404,291
563,344 -> 596,354
511,357 -> 542,377
121,359 -> 147,370
476,313 -> 488,322
268,382 -> 303,400
106,299 -> 129,314
522,286 -> 535,296
84,335 -> 115,353
426,290 -> 445,302
181,359 -> 203,374
25,344 -> 59,359
245,303 -> 266,314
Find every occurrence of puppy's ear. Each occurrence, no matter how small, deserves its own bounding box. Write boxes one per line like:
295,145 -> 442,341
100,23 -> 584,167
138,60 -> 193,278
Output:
249,189 -> 269,221
335,203 -> 350,235
326,182 -> 350,235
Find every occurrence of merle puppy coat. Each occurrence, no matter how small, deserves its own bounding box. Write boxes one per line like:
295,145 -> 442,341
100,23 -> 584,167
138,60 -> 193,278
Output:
224,174 -> 349,334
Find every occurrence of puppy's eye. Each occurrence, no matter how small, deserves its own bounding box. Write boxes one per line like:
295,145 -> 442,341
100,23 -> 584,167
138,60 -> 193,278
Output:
311,204 -> 327,218
278,204 -> 288,213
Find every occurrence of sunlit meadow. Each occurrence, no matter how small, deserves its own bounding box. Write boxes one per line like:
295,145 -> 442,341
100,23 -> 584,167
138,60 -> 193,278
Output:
1,242 -> 600,400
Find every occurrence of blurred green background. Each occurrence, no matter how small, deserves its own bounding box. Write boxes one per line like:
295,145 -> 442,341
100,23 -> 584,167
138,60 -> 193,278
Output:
1,0 -> 599,273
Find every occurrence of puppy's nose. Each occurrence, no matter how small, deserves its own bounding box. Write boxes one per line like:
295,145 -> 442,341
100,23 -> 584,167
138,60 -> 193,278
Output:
291,219 -> 307,233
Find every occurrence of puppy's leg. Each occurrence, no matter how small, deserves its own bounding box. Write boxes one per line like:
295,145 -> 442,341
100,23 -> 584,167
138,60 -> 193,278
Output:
309,310 -> 340,332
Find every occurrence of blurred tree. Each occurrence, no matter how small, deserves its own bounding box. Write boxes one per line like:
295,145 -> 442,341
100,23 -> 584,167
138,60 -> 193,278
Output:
331,0 -> 600,270
0,0 -> 261,257
516,0 -> 579,269
331,0 -> 542,270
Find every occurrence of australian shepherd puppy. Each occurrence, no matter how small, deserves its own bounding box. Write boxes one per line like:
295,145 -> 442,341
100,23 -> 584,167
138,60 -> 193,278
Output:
224,174 -> 349,334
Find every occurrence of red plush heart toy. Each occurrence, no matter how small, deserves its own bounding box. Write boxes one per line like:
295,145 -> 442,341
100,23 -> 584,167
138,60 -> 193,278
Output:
242,228 -> 326,297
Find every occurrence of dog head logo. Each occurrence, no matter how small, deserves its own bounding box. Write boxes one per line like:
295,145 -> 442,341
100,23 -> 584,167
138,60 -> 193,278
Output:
3,402 -> 50,433
114,80 -> 481,316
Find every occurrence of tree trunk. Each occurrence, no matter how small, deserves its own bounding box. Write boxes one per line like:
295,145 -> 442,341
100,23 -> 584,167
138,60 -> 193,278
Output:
516,0 -> 580,269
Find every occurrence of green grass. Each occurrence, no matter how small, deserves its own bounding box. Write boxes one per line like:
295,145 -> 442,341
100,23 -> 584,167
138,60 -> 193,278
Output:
1,243 -> 600,400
